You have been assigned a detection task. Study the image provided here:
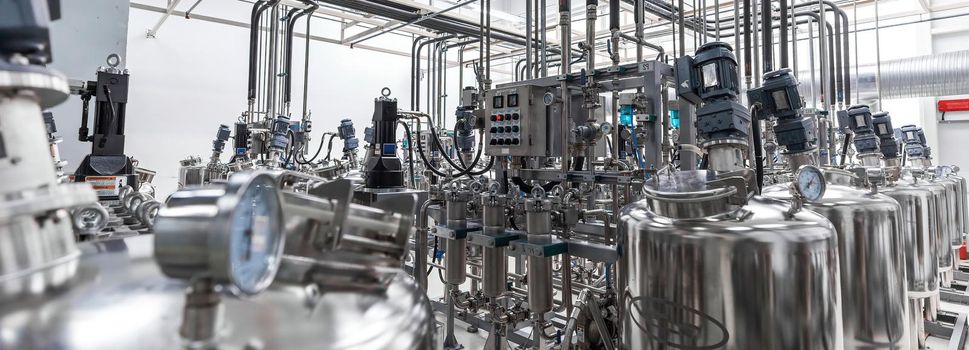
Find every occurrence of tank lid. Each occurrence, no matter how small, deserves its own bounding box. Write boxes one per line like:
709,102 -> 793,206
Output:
643,170 -> 751,218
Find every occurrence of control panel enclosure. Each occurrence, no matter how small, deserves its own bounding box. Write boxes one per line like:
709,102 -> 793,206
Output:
485,85 -> 548,157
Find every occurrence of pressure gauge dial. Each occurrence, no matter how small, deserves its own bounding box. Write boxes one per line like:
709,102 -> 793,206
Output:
793,165 -> 826,202
154,171 -> 285,295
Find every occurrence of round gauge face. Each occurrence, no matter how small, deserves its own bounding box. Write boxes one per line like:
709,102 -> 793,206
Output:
227,174 -> 283,294
543,92 -> 555,106
795,165 -> 826,202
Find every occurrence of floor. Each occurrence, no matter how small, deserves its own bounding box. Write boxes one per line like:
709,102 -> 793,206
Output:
426,272 -> 969,350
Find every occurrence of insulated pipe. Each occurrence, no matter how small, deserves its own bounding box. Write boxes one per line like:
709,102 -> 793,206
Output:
780,0 -> 789,68
761,0 -> 773,73
610,0 -> 620,31
283,1 -> 318,106
743,0 -> 752,86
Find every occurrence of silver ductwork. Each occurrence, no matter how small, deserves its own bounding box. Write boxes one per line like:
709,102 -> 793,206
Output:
797,50 -> 969,103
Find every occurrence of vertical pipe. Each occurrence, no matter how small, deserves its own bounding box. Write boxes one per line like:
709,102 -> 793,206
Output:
874,0 -> 882,107
678,0 -> 685,55
541,0 -> 548,77
761,0 -> 772,73
818,1 -> 828,111
842,7 -> 851,106
752,0 -> 761,85
743,0 -> 752,87
715,0 -> 721,41
853,0 -> 859,103
301,10 -> 311,118
527,0 -> 534,80
560,0 -> 571,174
780,0 -> 789,68
791,4 -> 798,74
635,0 -> 644,65
832,9 -> 843,108
809,19 -> 817,109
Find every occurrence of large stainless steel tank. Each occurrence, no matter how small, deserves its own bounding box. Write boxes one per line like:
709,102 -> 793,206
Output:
937,176 -> 963,258
0,236 -> 435,349
764,170 -> 910,349
881,176 -> 940,297
924,175 -> 957,277
619,170 -> 843,350
881,174 -> 942,349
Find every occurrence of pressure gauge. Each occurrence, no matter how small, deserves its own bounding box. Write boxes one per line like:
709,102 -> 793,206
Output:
154,171 -> 285,295
793,165 -> 826,202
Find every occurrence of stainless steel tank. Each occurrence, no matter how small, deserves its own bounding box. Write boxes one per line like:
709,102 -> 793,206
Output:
924,176 -> 957,278
881,174 -> 942,349
619,170 -> 843,350
0,236 -> 435,349
764,170 -> 910,349
881,176 -> 940,297
938,176 -> 963,259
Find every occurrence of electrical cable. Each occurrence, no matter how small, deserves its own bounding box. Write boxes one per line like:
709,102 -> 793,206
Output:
405,115 -> 484,179
427,117 -> 483,179
283,130 -> 296,168
322,133 -> 337,161
398,121 -> 419,187
402,118 -> 450,178
297,132 -> 330,165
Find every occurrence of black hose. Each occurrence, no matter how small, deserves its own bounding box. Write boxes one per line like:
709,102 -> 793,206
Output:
296,132 -> 330,164
840,133 -> 853,166
421,115 -> 483,180
402,120 -> 448,178
322,133 -> 336,161
751,109 -> 764,194
398,121 -> 418,187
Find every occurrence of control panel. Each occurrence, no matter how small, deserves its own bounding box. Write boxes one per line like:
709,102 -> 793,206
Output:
485,85 -> 548,157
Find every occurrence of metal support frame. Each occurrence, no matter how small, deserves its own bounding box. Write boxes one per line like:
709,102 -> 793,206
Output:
348,0 -> 479,47
925,311 -> 969,350
145,0 -> 184,38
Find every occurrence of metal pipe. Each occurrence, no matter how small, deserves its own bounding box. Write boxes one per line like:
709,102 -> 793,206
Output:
780,0 -> 789,68
743,0 -> 751,87
415,199 -> 442,290
560,0 -> 572,176
874,0 -> 882,107
541,0 -> 548,76
284,2 -> 318,107
619,33 -> 665,59
301,8 -> 311,118
527,0 -> 534,80
348,0 -> 476,46
247,0 -> 280,102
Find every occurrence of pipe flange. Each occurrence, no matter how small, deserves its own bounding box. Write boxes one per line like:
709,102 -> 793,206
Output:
0,183 -> 97,221
0,59 -> 70,108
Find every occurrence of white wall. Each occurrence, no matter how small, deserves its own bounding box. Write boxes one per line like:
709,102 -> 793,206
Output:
121,2 -> 417,196
48,0 -> 129,168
